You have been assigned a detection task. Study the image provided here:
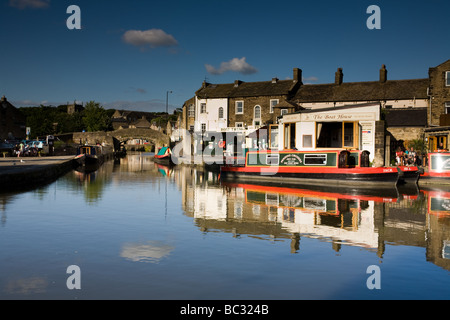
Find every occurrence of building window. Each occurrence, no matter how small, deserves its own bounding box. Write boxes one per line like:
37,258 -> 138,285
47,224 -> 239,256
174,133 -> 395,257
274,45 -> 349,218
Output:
218,107 -> 224,119
235,122 -> 244,128
201,103 -> 206,114
281,109 -> 288,116
188,104 -> 195,117
201,123 -> 206,132
270,99 -> 279,113
254,105 -> 261,126
446,71 -> 450,87
236,101 -> 244,114
445,102 -> 450,114
189,125 -> 194,131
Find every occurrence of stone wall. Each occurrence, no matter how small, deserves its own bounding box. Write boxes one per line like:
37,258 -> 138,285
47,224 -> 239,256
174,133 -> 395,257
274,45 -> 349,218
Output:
386,127 -> 425,142
228,95 -> 286,128
72,128 -> 170,151
429,60 -> 450,125
374,120 -> 385,167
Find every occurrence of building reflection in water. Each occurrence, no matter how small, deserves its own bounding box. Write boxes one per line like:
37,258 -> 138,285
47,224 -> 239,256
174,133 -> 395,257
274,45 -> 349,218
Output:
166,165 -> 450,271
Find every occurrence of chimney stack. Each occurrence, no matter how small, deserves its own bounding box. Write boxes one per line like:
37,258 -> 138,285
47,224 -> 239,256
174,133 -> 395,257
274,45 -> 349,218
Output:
234,80 -> 242,87
1,95 -> 6,102
293,68 -> 302,83
335,68 -> 343,85
380,64 -> 387,83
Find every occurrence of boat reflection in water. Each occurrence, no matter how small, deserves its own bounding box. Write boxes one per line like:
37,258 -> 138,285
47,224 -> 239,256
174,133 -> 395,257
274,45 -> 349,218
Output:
174,165 -> 449,267
220,182 -> 402,254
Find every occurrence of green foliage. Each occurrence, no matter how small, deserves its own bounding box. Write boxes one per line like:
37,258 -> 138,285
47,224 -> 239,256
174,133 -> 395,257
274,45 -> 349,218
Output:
404,139 -> 427,154
82,101 -> 112,132
19,102 -> 115,138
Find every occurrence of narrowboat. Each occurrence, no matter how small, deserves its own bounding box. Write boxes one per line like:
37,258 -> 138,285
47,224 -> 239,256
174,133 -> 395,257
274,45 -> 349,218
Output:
220,149 -> 399,187
74,145 -> 105,172
419,152 -> 450,185
153,147 -> 174,166
421,187 -> 450,217
397,166 -> 420,184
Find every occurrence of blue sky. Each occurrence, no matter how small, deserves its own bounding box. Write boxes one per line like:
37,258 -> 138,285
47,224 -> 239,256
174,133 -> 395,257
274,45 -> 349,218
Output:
1,0 -> 449,112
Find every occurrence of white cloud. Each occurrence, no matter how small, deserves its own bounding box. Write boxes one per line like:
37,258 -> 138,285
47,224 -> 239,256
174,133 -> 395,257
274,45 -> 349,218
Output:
103,99 -> 171,112
205,57 -> 258,75
303,76 -> 319,82
122,29 -> 178,48
9,0 -> 50,9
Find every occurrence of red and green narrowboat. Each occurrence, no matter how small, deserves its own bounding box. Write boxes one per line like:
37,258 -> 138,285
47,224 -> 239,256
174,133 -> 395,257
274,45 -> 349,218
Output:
220,149 -> 399,187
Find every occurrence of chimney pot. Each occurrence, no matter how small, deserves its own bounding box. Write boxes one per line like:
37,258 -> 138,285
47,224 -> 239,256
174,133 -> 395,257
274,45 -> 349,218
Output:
380,64 -> 387,83
335,68 -> 343,85
272,77 -> 279,83
293,68 -> 302,83
1,95 -> 6,102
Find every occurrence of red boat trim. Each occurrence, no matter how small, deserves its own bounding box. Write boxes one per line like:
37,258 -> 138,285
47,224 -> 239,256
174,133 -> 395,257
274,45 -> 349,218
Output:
227,183 -> 398,203
221,165 -> 397,175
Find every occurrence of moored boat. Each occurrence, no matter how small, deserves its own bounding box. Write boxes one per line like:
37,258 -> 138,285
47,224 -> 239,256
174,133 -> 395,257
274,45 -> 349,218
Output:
220,149 -> 399,187
419,151 -> 450,185
397,166 -> 420,184
153,146 -> 174,166
74,145 -> 105,172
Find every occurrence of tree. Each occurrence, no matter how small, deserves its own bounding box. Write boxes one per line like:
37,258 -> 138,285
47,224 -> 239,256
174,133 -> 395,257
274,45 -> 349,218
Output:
82,101 -> 111,132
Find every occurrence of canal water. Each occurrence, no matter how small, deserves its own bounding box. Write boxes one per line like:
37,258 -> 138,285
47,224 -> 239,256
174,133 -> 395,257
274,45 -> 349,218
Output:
0,153 -> 449,300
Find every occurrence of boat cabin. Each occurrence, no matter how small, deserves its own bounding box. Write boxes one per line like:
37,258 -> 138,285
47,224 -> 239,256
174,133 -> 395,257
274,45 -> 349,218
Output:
77,145 -> 102,156
268,103 -> 382,165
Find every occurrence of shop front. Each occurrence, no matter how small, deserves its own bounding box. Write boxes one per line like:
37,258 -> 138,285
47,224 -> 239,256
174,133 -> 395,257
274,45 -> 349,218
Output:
272,103 -> 382,163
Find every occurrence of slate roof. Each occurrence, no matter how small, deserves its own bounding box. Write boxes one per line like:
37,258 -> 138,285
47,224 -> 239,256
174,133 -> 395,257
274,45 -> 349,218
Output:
292,79 -> 429,103
195,79 -> 299,99
384,108 -> 428,127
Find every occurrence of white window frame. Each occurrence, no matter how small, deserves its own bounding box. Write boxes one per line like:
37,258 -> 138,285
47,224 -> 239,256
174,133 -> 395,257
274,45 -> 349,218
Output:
235,122 -> 244,128
200,103 -> 207,114
270,99 -> 279,114
188,104 -> 195,117
201,123 -> 206,132
446,71 -> 450,87
218,107 -> 224,119
445,102 -> 450,114
254,105 -> 261,126
236,101 -> 244,114
281,109 -> 288,116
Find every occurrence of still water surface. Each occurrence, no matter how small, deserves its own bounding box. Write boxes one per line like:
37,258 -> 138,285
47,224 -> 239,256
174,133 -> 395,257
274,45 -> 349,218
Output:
0,153 -> 449,300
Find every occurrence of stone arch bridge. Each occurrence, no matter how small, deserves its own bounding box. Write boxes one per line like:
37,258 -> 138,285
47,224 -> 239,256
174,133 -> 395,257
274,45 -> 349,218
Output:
70,128 -> 170,152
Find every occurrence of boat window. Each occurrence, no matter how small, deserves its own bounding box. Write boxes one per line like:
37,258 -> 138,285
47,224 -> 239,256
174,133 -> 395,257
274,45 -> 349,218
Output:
266,154 -> 279,165
303,198 -> 327,211
304,154 -> 327,165
343,122 -> 355,148
284,123 -> 296,149
269,125 -> 279,149
303,135 -> 313,148
265,193 -> 279,206
316,122 -> 341,148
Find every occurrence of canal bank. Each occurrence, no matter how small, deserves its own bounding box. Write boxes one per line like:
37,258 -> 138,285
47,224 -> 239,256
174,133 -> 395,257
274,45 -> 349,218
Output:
0,156 -> 77,192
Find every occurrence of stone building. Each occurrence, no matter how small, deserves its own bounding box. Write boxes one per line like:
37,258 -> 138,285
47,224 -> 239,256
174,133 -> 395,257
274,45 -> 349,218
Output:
111,110 -> 163,130
67,102 -> 84,115
424,60 -> 450,151
428,59 -> 450,126
0,95 -> 26,140
181,59 -> 450,164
